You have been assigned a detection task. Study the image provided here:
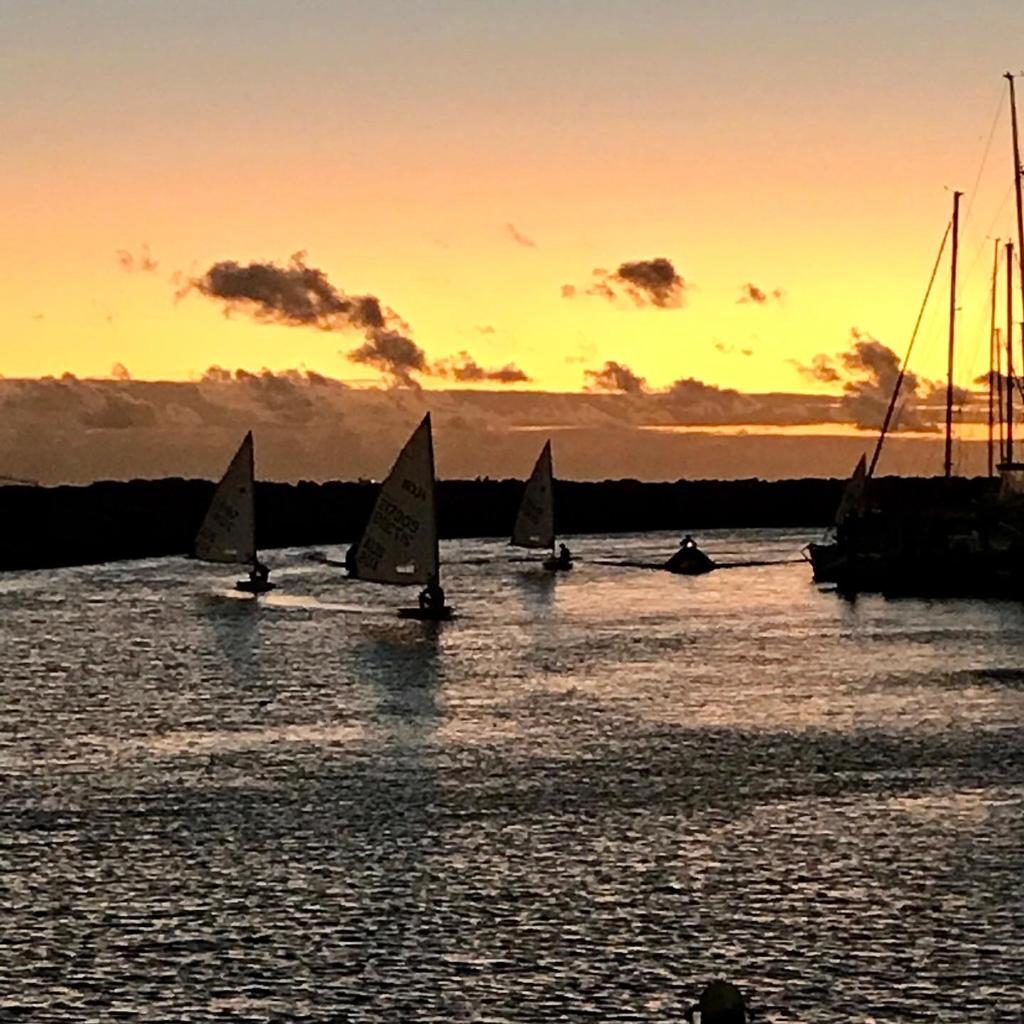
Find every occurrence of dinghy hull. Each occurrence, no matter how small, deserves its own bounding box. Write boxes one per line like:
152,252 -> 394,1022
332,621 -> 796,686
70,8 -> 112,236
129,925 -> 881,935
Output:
398,605 -> 454,621
543,557 -> 572,572
235,580 -> 277,595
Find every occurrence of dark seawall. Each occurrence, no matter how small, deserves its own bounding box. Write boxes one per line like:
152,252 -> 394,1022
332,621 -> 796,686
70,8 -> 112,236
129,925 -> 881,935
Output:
0,475 -> 992,571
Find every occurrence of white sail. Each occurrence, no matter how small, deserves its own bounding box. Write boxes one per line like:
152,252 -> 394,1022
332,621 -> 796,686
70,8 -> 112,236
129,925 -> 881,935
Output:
512,440 -> 555,549
351,414 -> 438,586
194,432 -> 257,565
834,453 -> 867,527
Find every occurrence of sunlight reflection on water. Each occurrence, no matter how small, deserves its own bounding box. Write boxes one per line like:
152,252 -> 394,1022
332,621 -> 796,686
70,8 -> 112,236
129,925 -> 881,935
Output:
2,528 -> 1024,1021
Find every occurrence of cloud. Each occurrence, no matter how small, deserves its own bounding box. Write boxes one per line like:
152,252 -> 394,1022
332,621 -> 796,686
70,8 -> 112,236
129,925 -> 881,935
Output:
738,282 -> 784,304
188,251 -> 390,332
801,330 -> 933,432
504,223 -> 537,248
793,354 -> 842,384
476,324 -> 496,335
584,360 -> 648,394
564,257 -> 688,308
116,244 -> 159,273
0,372 -> 993,485
186,251 -> 434,387
434,352 -> 530,384
110,363 -> 132,381
348,330 -> 429,387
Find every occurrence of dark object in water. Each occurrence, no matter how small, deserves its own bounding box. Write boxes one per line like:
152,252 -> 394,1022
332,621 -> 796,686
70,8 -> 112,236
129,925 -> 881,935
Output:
398,604 -> 454,621
543,543 -> 573,572
400,578 -> 453,620
664,536 -> 716,575
804,539 -> 844,583
235,577 -> 276,595
685,979 -> 747,1023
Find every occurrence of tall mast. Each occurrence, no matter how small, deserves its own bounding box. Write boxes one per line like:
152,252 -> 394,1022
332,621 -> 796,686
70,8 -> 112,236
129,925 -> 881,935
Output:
1008,241 -> 1016,463
943,190 -> 962,479
989,240 -> 1000,476
1006,74 -> 1024,326
996,327 -> 1005,462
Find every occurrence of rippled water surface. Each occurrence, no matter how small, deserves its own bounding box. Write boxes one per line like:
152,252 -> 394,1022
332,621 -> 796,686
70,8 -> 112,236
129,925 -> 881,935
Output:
3,529 -> 1024,1021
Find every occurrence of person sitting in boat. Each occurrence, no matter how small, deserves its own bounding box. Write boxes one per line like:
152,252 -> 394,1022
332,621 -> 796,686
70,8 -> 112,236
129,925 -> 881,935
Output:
249,560 -> 270,587
344,544 -> 358,578
418,573 -> 446,613
556,542 -> 572,568
664,534 -> 715,574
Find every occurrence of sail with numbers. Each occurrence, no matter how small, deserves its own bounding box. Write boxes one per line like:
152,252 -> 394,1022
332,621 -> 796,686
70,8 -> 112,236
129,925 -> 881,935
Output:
350,414 -> 439,587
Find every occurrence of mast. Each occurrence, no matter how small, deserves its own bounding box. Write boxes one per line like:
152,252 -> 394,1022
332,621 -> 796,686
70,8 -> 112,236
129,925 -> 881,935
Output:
248,429 -> 257,567
989,239 -> 1001,476
943,190 -> 962,479
1008,241 -> 1015,463
426,412 -> 441,587
996,327 -> 1005,462
1006,74 -> 1024,329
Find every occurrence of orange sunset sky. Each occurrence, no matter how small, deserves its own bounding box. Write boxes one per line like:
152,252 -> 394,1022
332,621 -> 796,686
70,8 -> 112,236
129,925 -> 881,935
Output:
3,1 -> 1024,482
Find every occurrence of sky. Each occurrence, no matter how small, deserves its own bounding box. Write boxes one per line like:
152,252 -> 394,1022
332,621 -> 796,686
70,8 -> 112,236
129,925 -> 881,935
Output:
2,1 -> 1024,481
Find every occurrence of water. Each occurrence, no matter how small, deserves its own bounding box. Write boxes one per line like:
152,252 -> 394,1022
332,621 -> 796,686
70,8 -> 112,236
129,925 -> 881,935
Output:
3,528 -> 1024,1022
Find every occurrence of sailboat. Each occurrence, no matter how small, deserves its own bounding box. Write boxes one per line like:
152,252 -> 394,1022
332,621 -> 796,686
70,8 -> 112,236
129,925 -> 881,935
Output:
803,454 -> 866,583
511,440 -> 572,571
347,413 -> 453,620
193,431 -> 275,594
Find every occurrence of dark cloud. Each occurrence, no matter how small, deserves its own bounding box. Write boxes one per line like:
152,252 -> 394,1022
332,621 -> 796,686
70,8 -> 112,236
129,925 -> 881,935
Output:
348,330 -> 429,387
504,223 -> 537,248
801,330 -> 938,432
564,257 -> 688,309
584,361 -> 648,394
738,282 -> 784,304
663,377 -> 752,419
186,251 -> 432,387
434,352 -> 530,384
794,354 -> 842,384
116,244 -> 159,273
188,251 -> 390,332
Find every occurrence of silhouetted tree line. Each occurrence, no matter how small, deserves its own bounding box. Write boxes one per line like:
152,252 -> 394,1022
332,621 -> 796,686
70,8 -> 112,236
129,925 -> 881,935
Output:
0,475 -> 995,571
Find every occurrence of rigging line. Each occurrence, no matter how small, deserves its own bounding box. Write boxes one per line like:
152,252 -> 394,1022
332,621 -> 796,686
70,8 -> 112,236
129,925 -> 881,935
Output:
869,220 -> 952,478
958,181 -> 1015,290
962,87 -> 1007,229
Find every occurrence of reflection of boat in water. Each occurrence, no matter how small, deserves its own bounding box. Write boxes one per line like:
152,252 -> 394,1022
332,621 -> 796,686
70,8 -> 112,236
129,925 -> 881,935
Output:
511,440 -> 573,572
663,536 -> 716,575
347,414 -> 454,621
193,431 -> 276,595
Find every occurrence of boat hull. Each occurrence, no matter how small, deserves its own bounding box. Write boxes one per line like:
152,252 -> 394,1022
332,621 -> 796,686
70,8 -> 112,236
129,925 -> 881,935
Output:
804,541 -> 845,584
235,580 -> 276,595
542,557 -> 572,572
663,550 -> 716,575
398,605 -> 454,621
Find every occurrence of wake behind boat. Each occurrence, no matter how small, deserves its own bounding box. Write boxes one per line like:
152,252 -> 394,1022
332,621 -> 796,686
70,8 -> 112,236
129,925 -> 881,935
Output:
192,431 -> 275,595
346,414 -> 454,620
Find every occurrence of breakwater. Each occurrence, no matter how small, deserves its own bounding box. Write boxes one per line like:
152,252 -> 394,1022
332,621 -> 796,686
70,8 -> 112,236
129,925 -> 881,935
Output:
0,475 -> 991,571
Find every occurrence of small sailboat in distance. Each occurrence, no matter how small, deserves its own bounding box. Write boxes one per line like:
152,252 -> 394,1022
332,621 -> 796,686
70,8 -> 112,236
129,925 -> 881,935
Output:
193,431 -> 275,594
347,413 -> 453,620
512,440 -> 572,571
